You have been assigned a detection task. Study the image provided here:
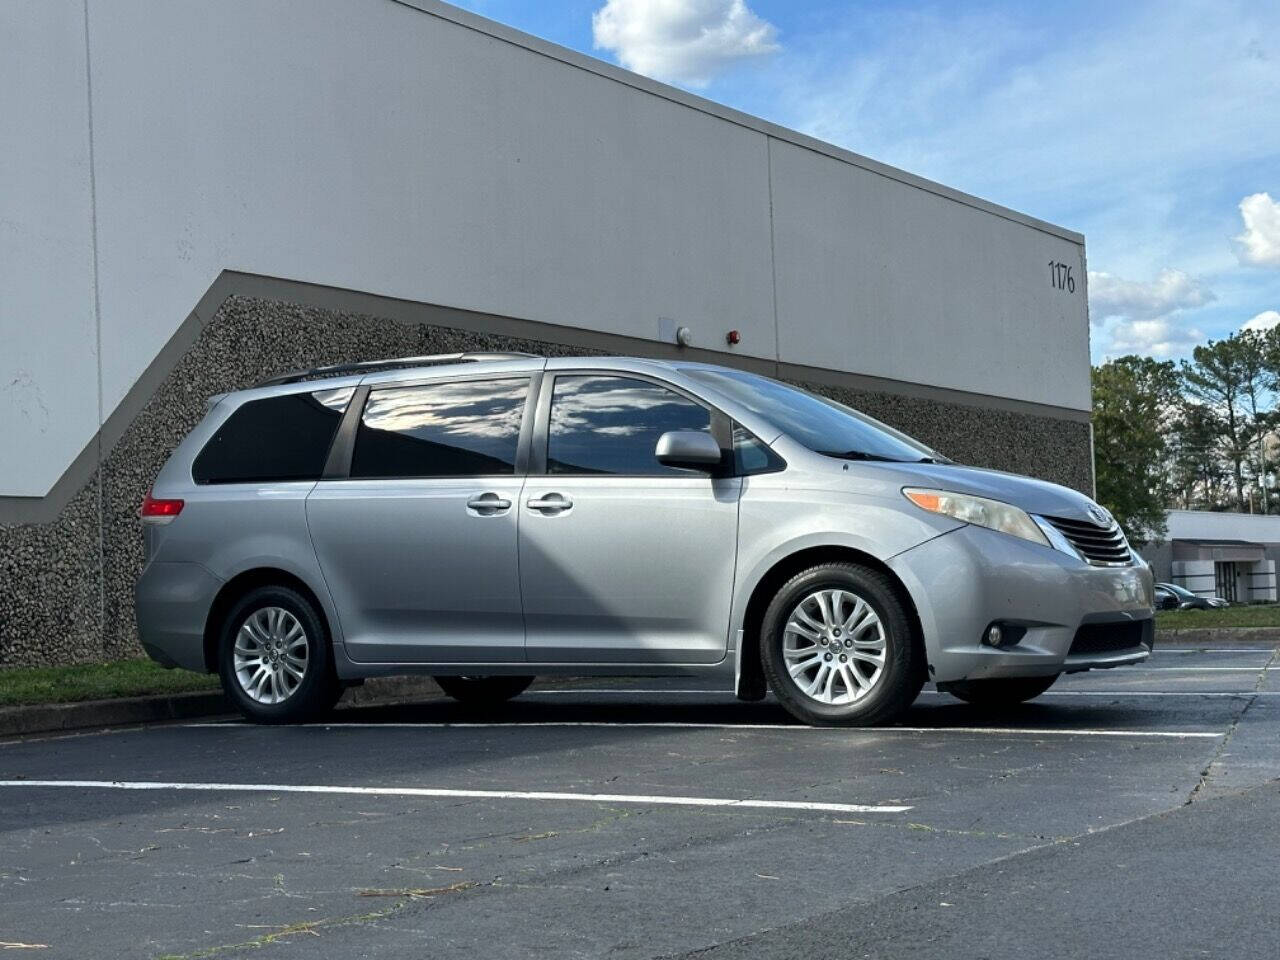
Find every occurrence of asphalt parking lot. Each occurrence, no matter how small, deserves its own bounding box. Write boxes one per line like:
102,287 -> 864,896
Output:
2,644 -> 1279,959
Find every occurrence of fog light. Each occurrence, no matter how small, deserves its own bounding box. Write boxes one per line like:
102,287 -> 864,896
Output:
982,622 -> 1027,649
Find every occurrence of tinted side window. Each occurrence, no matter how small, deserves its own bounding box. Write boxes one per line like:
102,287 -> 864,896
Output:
547,375 -> 712,476
350,378 -> 527,478
193,388 -> 353,484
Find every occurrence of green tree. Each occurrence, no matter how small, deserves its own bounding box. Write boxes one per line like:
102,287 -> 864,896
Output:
1167,400 -> 1229,510
1235,330 -> 1271,512
1254,325 -> 1280,509
1091,355 -> 1180,545
1182,337 -> 1256,512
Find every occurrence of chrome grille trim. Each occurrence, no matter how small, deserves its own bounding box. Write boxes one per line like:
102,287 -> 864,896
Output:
1043,515 -> 1133,566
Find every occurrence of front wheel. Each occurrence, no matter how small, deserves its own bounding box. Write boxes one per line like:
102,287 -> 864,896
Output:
434,675 -> 535,705
942,674 -> 1059,706
760,563 -> 924,727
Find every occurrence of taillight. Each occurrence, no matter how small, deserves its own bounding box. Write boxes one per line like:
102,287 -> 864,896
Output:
140,490 -> 184,524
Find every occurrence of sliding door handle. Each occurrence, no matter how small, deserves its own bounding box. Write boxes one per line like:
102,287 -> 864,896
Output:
527,493 -> 573,514
466,492 -> 512,516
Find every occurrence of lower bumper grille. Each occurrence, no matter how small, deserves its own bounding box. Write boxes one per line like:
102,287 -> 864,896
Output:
1069,620 -> 1154,657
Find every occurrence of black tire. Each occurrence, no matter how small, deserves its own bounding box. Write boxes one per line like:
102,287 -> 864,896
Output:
434,675 -> 535,705
759,563 -> 924,727
217,585 -> 340,724
943,674 -> 1059,706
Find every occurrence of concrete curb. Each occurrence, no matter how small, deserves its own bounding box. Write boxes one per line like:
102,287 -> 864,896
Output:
0,691 -> 233,738
0,676 -> 451,739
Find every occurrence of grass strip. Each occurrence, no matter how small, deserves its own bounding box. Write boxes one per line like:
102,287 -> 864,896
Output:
0,658 -> 218,708
1156,605 -> 1280,630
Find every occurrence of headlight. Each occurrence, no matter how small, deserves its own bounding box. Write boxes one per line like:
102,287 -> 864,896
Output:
903,488 -> 1049,547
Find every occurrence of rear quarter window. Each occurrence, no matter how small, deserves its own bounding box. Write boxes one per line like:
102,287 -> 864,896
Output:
349,378 -> 528,478
192,388 -> 353,484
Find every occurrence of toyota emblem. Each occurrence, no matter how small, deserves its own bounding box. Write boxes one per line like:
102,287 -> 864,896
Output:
1089,504 -> 1110,525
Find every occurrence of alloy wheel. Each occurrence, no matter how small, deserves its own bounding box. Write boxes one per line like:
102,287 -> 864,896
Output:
233,606 -> 309,704
782,588 -> 887,705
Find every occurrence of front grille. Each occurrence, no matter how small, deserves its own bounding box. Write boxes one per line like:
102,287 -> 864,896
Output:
1069,620 -> 1152,656
1044,515 -> 1132,565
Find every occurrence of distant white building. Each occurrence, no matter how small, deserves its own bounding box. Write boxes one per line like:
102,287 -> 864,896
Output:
1141,511 -> 1280,602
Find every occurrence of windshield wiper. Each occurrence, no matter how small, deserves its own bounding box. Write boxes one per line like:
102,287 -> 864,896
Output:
819,450 -> 950,464
817,450 -> 906,463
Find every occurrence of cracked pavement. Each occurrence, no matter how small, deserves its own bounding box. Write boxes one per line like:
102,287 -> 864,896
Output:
1,644 -> 1278,958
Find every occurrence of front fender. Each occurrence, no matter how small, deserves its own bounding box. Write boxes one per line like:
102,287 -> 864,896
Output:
727,482 -> 961,693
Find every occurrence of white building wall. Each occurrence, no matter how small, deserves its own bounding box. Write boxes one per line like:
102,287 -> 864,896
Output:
1171,560 -> 1216,598
1250,561 -> 1277,602
1166,510 -> 1280,543
0,0 -> 1090,499
769,141 -> 1087,411
0,0 -> 100,497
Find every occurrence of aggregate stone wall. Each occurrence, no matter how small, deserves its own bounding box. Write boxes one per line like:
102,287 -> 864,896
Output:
0,478 -> 102,667
0,294 -> 1093,668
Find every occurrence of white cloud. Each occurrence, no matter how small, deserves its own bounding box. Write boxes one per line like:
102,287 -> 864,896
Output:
1235,193 -> 1280,268
1087,268 -> 1215,360
592,0 -> 780,87
1243,309 -> 1280,332
1100,317 -> 1206,359
1088,268 -> 1215,321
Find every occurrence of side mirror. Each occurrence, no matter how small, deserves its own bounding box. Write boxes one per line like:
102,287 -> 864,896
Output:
655,430 -> 724,470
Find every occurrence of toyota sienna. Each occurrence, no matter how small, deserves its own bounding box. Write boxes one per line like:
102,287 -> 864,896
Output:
135,352 -> 1154,726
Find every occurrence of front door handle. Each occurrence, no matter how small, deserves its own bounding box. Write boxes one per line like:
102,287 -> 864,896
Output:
466,492 -> 512,516
527,493 -> 573,515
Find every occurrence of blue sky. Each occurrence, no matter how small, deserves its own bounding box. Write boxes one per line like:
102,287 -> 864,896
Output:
451,0 -> 1280,364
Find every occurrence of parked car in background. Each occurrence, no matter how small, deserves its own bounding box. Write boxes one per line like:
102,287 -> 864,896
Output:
1156,582 -> 1229,610
1153,584 -> 1181,610
135,353 -> 1154,727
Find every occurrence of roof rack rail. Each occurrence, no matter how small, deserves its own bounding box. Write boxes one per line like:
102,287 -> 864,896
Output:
255,352 -> 541,388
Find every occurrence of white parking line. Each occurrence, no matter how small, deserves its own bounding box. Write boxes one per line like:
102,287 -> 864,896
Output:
921,689 -> 1278,698
525,689 -> 727,695
189,721 -> 1222,739
1136,667 -> 1274,672
0,779 -> 910,814
1153,648 -> 1277,654
530,687 -> 1280,699
830,726 -> 1220,739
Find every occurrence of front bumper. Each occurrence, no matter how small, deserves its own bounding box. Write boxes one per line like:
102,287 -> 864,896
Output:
888,524 -> 1154,683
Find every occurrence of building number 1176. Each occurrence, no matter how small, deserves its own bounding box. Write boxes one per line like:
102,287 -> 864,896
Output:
1048,260 -> 1076,293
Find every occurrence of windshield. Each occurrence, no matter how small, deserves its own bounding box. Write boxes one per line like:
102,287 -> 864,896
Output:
1161,583 -> 1195,600
685,368 -> 943,464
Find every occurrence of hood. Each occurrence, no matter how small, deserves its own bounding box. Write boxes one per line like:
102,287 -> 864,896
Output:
874,461 -> 1106,524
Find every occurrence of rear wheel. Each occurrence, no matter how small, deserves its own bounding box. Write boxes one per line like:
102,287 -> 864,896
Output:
942,674 -> 1059,706
217,585 -> 340,724
434,675 -> 535,705
760,563 -> 924,727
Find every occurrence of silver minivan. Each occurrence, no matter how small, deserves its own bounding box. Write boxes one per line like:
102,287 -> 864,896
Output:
135,352 -> 1154,726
